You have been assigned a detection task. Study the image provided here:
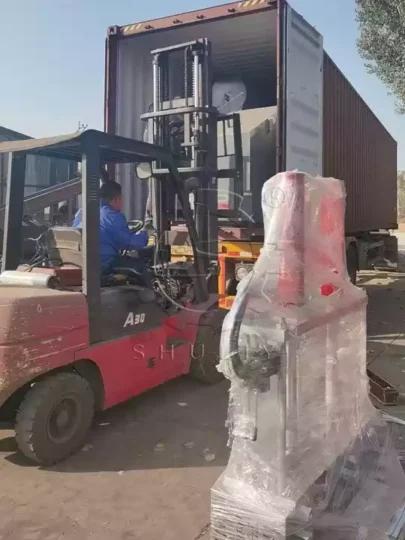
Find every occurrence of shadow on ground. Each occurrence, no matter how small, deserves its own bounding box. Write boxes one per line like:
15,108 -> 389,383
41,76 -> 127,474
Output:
3,377 -> 230,474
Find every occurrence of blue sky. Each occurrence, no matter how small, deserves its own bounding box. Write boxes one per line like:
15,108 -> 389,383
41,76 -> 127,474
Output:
1,0 -> 404,168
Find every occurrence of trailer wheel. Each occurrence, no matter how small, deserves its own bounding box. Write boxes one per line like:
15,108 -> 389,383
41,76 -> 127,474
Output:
15,372 -> 95,465
346,244 -> 358,285
189,308 -> 226,384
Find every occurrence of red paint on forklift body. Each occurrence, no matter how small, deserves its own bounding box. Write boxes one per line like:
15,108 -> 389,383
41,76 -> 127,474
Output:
0,287 -> 202,412
76,308 -> 202,410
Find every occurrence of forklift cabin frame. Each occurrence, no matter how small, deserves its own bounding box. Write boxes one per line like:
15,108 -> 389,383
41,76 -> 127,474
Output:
0,129 -> 208,345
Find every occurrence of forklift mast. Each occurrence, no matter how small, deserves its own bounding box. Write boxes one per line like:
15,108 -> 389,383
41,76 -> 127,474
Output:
141,39 -> 243,272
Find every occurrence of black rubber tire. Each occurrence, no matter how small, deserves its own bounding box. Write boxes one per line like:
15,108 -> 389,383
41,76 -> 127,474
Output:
15,372 -> 95,466
189,307 -> 227,384
346,244 -> 358,286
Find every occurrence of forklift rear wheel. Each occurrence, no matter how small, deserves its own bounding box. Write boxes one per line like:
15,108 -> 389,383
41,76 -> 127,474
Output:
15,372 -> 95,465
189,308 -> 226,384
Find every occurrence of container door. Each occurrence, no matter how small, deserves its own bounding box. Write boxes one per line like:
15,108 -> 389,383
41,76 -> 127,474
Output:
283,5 -> 324,176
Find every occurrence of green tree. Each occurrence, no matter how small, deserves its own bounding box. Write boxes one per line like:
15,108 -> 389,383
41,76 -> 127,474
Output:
356,0 -> 405,113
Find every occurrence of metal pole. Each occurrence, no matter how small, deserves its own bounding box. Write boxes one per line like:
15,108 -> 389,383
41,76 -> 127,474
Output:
152,54 -> 160,148
2,152 -> 26,272
67,198 -> 73,226
82,137 -> 101,344
205,41 -> 218,280
153,56 -> 159,113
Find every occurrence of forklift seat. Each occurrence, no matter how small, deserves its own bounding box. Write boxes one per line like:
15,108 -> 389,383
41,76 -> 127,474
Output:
111,265 -> 148,288
46,227 -> 83,267
47,227 -> 151,289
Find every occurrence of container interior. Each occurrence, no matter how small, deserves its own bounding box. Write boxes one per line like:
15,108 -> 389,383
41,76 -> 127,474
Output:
115,9 -> 278,218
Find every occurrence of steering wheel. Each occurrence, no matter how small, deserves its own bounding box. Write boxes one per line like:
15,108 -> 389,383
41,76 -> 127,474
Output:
127,220 -> 144,233
122,221 -> 157,261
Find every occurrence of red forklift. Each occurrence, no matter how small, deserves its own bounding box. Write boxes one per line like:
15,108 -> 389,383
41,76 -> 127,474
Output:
0,129 -> 224,465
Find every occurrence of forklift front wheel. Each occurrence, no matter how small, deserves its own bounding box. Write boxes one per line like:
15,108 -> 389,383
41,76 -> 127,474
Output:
189,308 -> 226,384
15,372 -> 95,465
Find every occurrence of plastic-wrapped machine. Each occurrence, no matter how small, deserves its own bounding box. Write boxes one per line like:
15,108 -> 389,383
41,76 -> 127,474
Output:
211,172 -> 405,540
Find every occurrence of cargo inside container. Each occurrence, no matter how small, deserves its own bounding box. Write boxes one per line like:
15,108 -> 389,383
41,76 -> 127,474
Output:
115,8 -> 280,220
113,5 -> 398,232
116,8 -> 278,139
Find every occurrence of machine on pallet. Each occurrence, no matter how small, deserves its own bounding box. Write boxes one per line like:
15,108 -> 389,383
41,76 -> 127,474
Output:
211,172 -> 405,539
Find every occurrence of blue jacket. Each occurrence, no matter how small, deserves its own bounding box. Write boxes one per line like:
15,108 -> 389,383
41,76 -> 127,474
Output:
73,204 -> 149,272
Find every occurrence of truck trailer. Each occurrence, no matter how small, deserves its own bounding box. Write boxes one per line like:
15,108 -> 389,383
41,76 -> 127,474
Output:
104,0 -> 398,307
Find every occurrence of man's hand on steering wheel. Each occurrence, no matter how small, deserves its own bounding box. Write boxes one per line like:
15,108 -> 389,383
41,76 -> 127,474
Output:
127,220 -> 156,234
127,220 -> 144,233
142,219 -> 156,234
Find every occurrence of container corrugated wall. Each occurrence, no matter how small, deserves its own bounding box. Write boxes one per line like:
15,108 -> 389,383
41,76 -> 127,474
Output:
323,55 -> 397,233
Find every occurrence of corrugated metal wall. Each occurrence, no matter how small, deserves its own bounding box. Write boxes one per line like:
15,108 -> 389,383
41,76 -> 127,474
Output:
323,55 -> 398,233
0,126 -> 76,204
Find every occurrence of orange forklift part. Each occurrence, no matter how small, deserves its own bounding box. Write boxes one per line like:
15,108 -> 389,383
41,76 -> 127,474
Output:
171,240 -> 261,310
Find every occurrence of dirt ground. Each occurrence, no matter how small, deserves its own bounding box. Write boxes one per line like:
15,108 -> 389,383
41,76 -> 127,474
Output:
2,261 -> 405,539
0,379 -> 229,540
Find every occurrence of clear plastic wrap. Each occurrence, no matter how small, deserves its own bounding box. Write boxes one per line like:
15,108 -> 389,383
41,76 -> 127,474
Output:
211,172 -> 405,539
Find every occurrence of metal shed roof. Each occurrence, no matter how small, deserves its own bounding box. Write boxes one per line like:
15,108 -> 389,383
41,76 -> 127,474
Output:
0,125 -> 31,141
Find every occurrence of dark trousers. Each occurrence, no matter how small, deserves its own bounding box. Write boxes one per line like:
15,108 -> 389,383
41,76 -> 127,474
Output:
107,254 -> 152,288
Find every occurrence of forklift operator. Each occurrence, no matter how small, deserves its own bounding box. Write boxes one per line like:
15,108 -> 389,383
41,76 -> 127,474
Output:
73,181 -> 150,281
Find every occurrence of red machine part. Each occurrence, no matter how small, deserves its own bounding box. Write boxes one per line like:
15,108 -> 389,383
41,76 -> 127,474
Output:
273,172 -> 346,304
